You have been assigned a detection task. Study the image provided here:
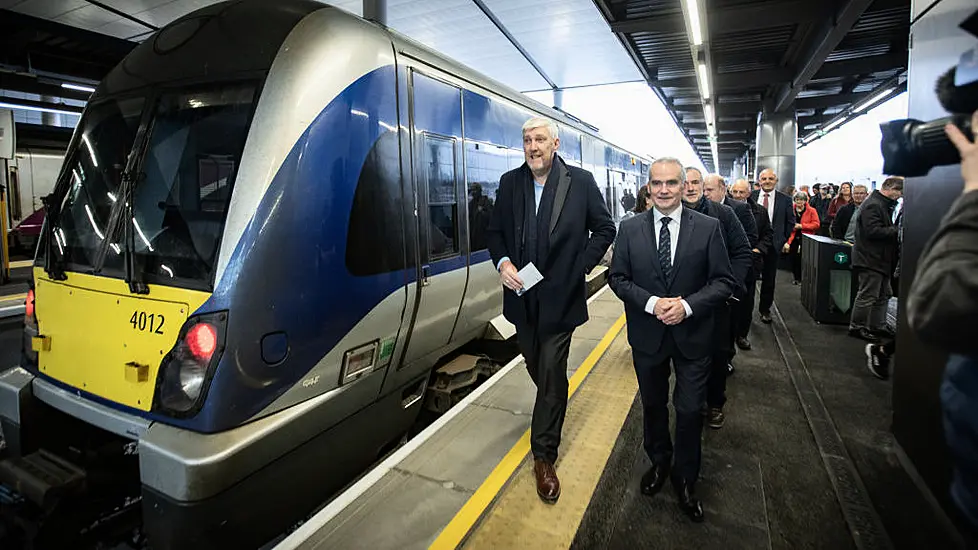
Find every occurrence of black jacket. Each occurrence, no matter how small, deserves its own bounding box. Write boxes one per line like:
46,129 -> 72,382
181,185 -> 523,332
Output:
908,190 -> 978,355
810,195 -> 831,223
686,196 -> 752,295
486,155 -> 615,333
752,189 -> 796,251
745,195 -> 774,274
609,208 -> 735,360
831,202 -> 858,240
852,190 -> 898,274
723,196 -> 758,249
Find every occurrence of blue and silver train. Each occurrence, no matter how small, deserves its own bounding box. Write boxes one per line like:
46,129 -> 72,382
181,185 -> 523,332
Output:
0,1 -> 649,547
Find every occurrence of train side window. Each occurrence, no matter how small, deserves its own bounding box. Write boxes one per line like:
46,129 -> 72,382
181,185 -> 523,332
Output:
424,135 -> 459,258
464,141 -> 505,252
346,131 -> 405,276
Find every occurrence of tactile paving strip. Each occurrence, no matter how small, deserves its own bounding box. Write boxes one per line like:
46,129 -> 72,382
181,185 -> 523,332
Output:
461,330 -> 637,549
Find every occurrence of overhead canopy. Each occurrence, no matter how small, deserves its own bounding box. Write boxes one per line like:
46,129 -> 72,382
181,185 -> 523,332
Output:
1,0 -> 643,124
593,0 -> 910,174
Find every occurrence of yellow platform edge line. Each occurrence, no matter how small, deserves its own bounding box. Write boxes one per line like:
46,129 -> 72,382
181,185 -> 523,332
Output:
10,260 -> 33,269
0,293 -> 28,304
428,313 -> 627,550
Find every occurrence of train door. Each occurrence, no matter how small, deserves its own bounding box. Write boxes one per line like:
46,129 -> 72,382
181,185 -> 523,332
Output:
399,70 -> 469,369
607,169 -> 625,219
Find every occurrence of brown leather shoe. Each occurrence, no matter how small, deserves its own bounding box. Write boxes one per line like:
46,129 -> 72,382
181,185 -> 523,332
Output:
533,458 -> 560,504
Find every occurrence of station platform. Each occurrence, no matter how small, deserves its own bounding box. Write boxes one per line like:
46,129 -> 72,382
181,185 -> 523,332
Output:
274,271 -> 966,550
0,260 -> 31,319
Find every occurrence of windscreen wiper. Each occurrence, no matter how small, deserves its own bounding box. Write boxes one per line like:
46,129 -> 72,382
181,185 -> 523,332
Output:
40,193 -> 67,281
123,171 -> 149,295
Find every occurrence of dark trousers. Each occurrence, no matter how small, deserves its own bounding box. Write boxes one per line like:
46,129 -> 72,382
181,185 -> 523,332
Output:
733,268 -> 758,339
516,318 -> 572,464
850,268 -> 891,332
633,335 -> 711,485
707,303 -> 733,409
759,248 -> 781,314
789,236 -> 802,282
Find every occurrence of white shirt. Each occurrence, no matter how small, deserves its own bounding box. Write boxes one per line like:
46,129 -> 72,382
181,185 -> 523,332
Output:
645,205 -> 693,318
760,190 -> 775,223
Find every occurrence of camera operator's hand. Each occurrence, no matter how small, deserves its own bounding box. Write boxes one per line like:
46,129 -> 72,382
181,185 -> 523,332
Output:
945,109 -> 978,194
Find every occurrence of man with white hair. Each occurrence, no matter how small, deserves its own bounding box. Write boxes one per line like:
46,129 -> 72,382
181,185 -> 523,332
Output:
487,116 -> 615,504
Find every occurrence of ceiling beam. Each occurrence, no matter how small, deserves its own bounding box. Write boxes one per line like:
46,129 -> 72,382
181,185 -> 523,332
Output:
679,102 -> 762,116
0,72 -> 92,102
655,67 -> 792,90
471,0 -> 557,89
772,0 -> 875,112
611,0 -> 828,35
794,91 -> 871,110
0,97 -> 83,114
813,52 -> 907,80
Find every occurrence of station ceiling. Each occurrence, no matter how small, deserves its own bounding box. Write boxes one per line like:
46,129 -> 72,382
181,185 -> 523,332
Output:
595,0 -> 910,173
2,0 -> 910,173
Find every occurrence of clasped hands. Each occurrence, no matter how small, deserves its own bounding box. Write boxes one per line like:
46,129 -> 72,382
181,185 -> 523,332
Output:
653,296 -> 687,326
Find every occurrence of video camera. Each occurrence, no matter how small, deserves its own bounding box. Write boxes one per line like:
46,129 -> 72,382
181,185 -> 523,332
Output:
880,9 -> 978,177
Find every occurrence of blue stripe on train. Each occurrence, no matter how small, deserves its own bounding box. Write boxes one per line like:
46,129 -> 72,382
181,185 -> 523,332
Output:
164,66 -> 406,432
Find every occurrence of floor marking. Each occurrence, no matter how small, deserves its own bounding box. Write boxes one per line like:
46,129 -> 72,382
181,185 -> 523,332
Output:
428,313 -> 627,550
463,329 -> 635,549
0,293 -> 27,304
276,285 -> 617,550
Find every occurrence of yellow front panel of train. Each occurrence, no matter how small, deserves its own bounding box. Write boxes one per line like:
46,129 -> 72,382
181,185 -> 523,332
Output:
33,268 -> 211,411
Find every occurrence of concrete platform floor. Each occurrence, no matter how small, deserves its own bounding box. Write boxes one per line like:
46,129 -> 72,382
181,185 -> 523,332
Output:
572,281 -> 854,550
571,270 -> 962,549
277,287 -> 626,550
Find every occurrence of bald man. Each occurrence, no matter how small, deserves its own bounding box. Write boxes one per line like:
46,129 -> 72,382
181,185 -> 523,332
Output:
751,169 -> 796,324
731,179 -> 773,349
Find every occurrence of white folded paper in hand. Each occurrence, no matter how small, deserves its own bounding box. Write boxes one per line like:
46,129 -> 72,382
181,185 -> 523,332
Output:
515,262 -> 544,296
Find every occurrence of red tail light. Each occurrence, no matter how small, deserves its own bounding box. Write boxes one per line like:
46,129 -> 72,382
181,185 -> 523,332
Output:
25,289 -> 35,320
187,323 -> 217,361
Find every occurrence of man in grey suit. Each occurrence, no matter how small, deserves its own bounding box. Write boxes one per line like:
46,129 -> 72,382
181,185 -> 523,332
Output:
609,157 -> 735,522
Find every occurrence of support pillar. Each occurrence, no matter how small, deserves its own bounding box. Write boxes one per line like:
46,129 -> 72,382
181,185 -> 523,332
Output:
363,0 -> 387,25
553,88 -> 563,110
40,96 -> 62,127
754,111 -> 796,191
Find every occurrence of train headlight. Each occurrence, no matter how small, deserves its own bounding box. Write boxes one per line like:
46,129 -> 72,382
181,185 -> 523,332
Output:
155,312 -> 227,416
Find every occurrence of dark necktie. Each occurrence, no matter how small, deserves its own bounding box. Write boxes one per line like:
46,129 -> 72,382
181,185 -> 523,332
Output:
659,216 -> 672,280
763,193 -> 770,211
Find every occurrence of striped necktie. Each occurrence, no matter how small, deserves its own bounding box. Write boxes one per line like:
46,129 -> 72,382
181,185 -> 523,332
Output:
659,216 -> 672,280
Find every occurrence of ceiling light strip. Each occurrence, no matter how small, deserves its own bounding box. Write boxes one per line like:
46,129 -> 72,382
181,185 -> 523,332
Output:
853,87 -> 895,113
686,0 -> 703,45
61,83 -> 96,93
0,101 -> 81,117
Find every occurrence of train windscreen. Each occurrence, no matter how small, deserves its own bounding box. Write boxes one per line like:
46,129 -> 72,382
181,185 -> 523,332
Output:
45,84 -> 256,291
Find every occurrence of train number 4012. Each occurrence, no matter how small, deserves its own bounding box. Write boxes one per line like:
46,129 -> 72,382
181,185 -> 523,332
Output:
130,311 -> 165,335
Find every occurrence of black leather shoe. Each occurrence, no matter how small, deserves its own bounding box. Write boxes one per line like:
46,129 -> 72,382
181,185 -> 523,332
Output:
760,312 -> 772,324
848,327 -> 878,342
871,326 -> 896,338
640,463 -> 670,496
735,337 -> 752,350
674,481 -> 704,522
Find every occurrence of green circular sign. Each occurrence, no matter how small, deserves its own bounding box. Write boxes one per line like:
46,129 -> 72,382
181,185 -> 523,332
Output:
834,252 -> 848,265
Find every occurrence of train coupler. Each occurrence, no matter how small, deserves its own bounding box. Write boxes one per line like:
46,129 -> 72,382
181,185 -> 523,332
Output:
0,450 -> 86,510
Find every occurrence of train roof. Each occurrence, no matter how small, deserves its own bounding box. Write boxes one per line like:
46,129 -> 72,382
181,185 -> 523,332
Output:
354,9 -> 652,167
